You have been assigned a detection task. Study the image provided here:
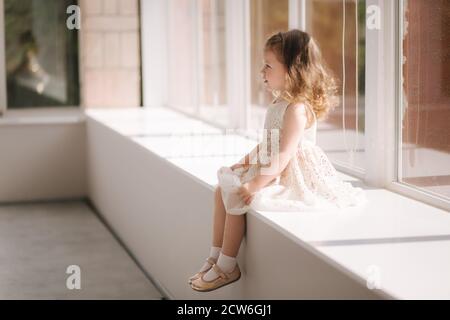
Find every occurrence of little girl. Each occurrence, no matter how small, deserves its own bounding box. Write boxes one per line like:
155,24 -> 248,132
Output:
189,29 -> 367,292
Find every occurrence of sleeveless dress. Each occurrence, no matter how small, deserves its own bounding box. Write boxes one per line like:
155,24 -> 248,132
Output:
217,98 -> 367,215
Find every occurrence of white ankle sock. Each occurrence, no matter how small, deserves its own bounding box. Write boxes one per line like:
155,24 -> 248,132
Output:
198,246 -> 221,273
203,252 -> 237,281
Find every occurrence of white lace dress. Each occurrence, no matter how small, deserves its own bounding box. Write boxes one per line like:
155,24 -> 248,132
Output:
217,99 -> 367,215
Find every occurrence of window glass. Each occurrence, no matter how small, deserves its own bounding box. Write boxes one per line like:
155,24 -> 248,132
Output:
167,0 -> 196,113
400,0 -> 450,200
306,0 -> 366,171
197,0 -> 228,127
249,0 -> 289,131
5,0 -> 80,108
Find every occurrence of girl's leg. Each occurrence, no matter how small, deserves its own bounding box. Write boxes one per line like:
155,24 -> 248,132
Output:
191,190 -> 246,286
221,213 -> 246,257
213,186 -> 246,256
199,212 -> 245,282
189,186 -> 226,280
212,186 -> 227,247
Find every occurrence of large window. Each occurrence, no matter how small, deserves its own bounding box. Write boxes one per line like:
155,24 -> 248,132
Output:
140,0 -> 450,209
149,0 -> 367,173
399,0 -> 450,200
4,0 -> 80,108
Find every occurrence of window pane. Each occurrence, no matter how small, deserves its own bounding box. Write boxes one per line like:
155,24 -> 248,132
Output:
249,0 -> 289,131
167,0 -> 196,114
5,0 -> 80,108
400,0 -> 450,200
167,0 -> 227,126
198,0 -> 228,127
306,0 -> 366,171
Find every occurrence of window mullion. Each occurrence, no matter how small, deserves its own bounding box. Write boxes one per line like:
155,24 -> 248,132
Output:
288,0 -> 306,31
140,0 -> 168,107
364,0 -> 397,188
192,0 -> 200,116
225,0 -> 250,131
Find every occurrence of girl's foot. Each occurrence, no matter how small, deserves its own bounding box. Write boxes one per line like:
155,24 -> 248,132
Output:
190,263 -> 241,292
202,252 -> 236,282
188,257 -> 217,284
190,252 -> 239,291
187,246 -> 221,284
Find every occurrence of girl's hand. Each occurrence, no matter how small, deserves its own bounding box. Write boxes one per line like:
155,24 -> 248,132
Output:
238,182 -> 256,205
230,163 -> 249,171
230,163 -> 242,170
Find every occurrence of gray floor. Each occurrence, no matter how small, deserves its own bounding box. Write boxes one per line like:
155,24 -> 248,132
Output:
0,200 -> 163,299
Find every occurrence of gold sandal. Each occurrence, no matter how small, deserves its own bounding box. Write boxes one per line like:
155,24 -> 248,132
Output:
188,257 -> 217,284
190,263 -> 241,292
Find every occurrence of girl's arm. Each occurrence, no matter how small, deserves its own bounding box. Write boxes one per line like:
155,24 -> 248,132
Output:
247,103 -> 308,193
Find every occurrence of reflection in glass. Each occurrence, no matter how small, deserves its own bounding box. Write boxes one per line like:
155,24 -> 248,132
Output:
401,0 -> 450,200
5,0 -> 79,108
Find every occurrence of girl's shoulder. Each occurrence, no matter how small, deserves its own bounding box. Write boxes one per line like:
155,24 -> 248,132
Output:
284,101 -> 316,129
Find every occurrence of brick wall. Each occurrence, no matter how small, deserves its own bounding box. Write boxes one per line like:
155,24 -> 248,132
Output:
79,0 -> 141,108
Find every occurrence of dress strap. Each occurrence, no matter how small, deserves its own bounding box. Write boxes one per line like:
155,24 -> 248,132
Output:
305,103 -> 317,122
305,103 -> 317,129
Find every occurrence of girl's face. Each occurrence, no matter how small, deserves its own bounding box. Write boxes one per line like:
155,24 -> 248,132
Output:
261,49 -> 287,92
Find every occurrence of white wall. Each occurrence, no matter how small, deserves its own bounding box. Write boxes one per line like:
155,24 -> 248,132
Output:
0,120 -> 87,203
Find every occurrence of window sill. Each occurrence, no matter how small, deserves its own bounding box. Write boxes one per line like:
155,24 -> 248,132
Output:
0,107 -> 85,126
86,106 -> 450,299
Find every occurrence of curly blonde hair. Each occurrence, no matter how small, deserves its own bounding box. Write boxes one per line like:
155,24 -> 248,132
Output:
265,29 -> 339,124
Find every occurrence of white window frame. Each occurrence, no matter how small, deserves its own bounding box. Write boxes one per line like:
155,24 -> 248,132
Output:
289,0 -> 306,31
225,0 -> 251,131
365,0 -> 449,212
140,0 -> 168,109
364,0 -> 396,189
